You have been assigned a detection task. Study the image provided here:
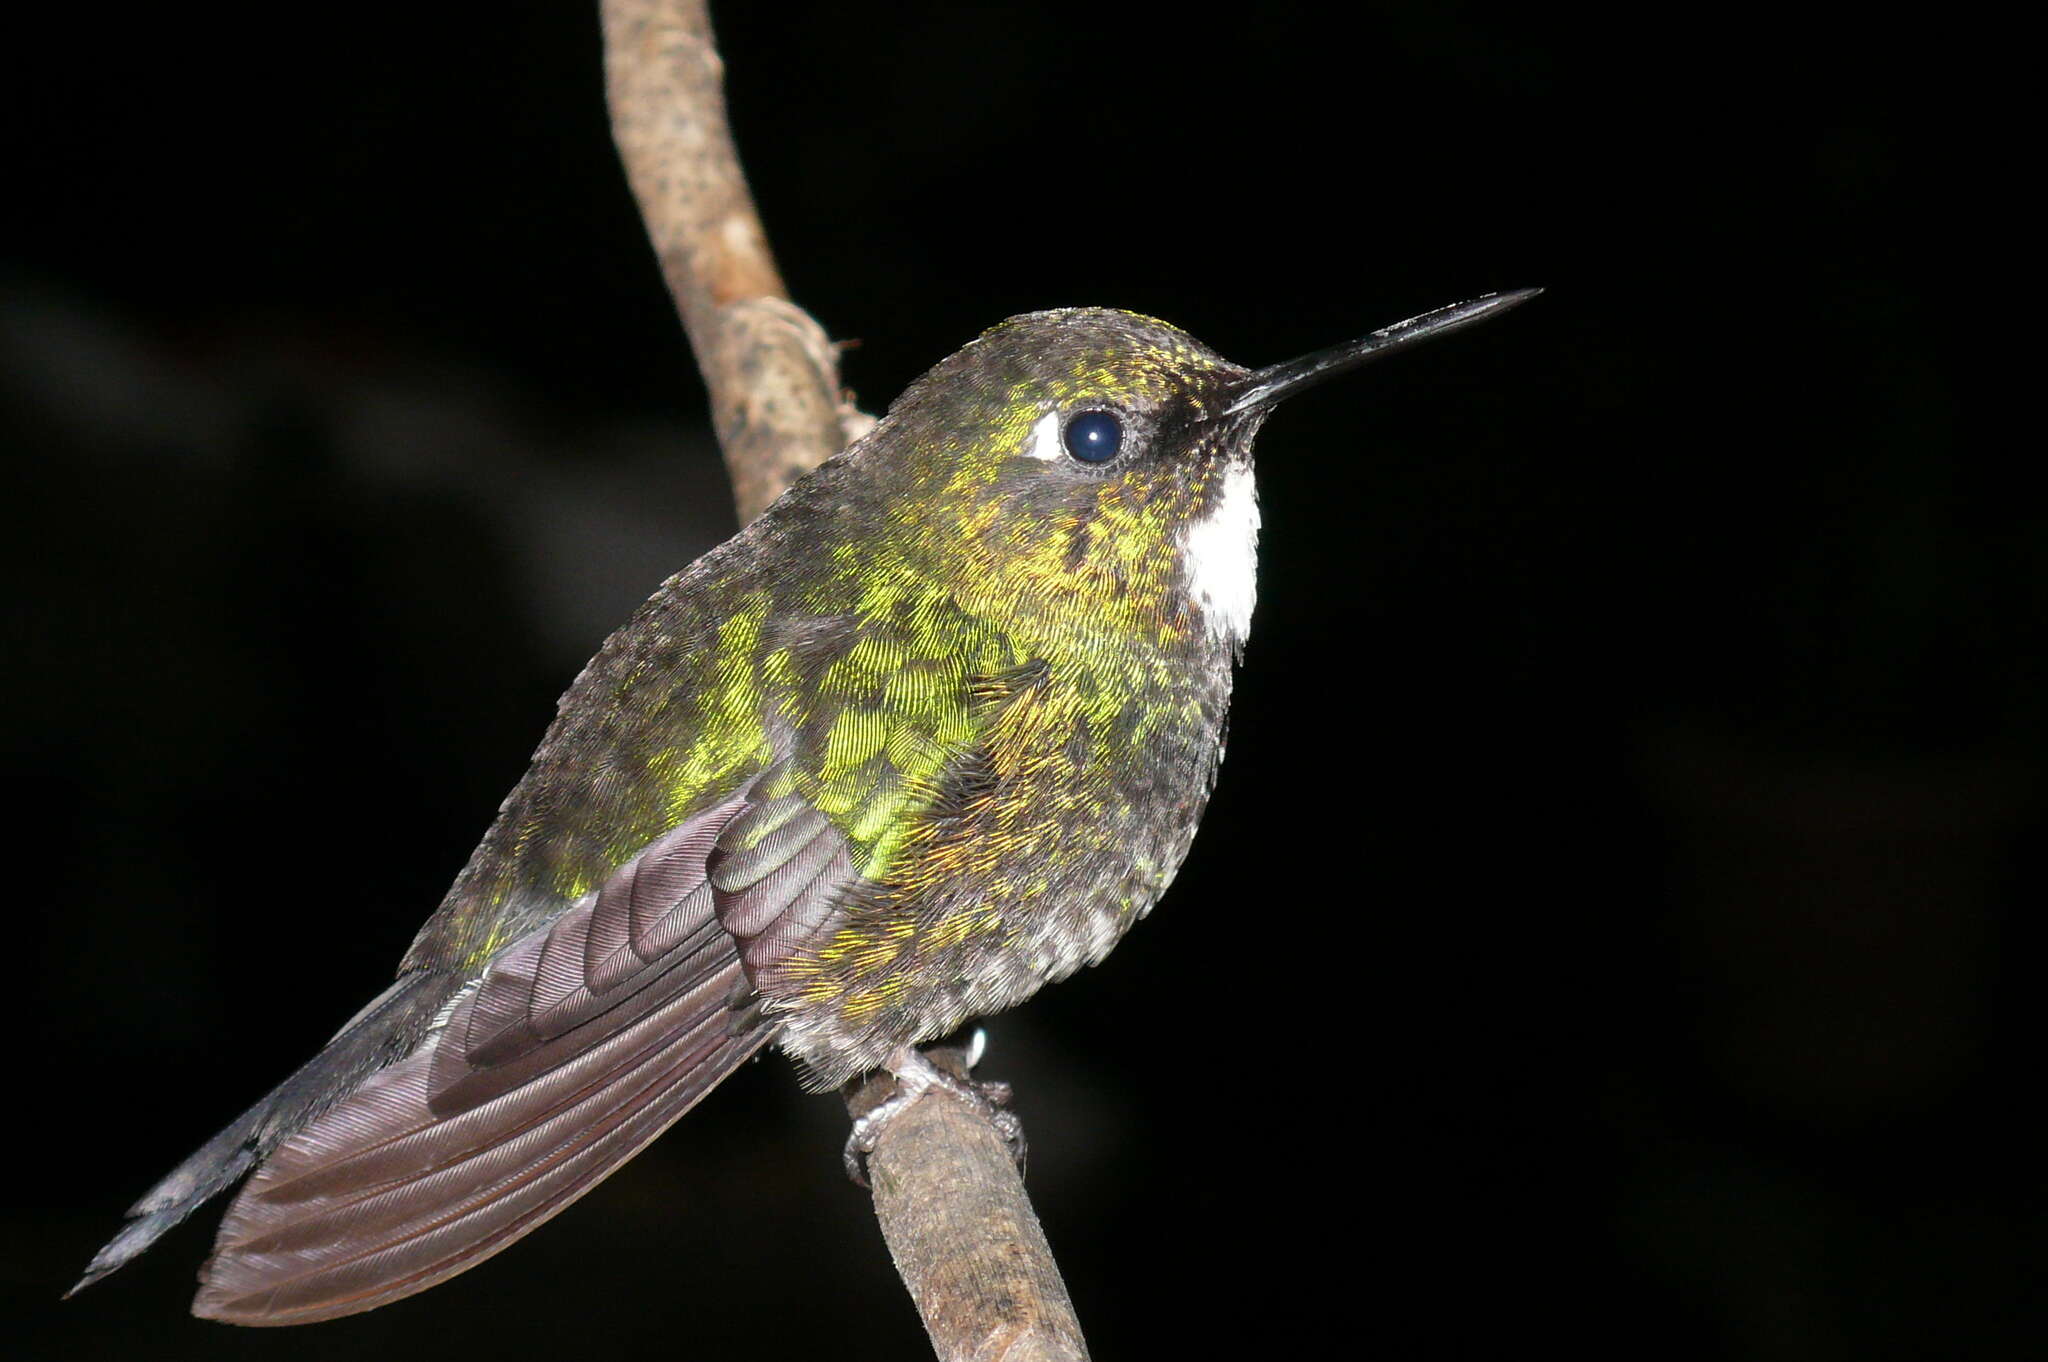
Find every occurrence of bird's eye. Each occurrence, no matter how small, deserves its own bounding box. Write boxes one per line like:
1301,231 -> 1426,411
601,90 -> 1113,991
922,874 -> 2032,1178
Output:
1062,410 -> 1123,464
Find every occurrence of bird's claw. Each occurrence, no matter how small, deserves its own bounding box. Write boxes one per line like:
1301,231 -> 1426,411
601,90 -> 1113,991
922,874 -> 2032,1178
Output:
843,1035 -> 1025,1186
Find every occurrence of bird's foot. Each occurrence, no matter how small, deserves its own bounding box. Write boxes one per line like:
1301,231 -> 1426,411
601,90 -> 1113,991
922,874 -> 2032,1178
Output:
843,1030 -> 1025,1186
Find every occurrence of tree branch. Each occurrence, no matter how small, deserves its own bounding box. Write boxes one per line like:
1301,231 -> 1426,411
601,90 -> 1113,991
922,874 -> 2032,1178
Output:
847,1048 -> 1089,1362
600,4 -> 1088,1357
601,0 -> 865,524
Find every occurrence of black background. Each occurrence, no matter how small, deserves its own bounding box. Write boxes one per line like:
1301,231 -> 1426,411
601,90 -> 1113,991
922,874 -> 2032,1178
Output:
4,4 -> 2030,1359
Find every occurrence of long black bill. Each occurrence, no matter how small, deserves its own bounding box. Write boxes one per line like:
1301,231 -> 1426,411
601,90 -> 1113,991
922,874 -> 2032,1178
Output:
1220,288 -> 1541,417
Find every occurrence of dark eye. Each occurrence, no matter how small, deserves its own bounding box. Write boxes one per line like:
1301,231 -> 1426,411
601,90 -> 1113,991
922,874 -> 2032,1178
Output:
1062,410 -> 1123,464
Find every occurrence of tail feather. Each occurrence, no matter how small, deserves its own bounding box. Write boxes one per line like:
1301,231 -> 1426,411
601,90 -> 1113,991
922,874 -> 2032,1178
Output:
194,960 -> 769,1323
70,780 -> 842,1323
172,791 -> 785,1324
68,971 -> 452,1297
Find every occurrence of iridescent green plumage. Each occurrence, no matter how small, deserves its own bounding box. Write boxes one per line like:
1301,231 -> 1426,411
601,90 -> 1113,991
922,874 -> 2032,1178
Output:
410,308 -> 1252,1085
74,292 -> 1535,1324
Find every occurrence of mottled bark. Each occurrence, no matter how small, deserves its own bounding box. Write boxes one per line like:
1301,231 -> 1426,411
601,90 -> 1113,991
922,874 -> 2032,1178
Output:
847,1048 -> 1089,1362
602,0 -> 866,524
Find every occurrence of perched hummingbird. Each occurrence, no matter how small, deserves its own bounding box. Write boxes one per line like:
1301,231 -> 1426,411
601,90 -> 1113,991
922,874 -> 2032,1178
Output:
73,290 -> 1535,1324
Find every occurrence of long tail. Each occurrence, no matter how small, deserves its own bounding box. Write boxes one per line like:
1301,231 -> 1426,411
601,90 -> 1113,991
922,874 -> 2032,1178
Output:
68,969 -> 454,1296
195,941 -> 770,1323
71,785 -> 819,1324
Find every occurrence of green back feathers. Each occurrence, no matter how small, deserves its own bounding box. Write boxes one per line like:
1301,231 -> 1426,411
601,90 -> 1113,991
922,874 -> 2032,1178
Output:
415,308 -> 1250,979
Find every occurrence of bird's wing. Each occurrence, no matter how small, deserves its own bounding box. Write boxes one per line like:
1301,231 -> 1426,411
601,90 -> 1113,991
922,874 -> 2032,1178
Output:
191,775 -> 858,1325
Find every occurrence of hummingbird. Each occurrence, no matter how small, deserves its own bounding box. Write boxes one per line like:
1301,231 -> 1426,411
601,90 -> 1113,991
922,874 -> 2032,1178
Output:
72,289 -> 1536,1324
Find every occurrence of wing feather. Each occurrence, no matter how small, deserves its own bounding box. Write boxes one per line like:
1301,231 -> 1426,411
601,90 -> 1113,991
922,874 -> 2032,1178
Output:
189,786 -> 857,1325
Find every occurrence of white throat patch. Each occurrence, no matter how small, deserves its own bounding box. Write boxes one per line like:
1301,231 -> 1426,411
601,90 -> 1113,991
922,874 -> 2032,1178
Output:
1182,462 -> 1260,646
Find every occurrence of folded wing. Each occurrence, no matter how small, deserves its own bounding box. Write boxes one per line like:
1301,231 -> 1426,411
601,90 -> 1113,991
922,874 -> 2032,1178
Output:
195,785 -> 854,1325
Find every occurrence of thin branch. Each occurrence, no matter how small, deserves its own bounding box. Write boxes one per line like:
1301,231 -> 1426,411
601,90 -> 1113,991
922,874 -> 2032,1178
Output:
599,4 -> 1088,1358
601,0 -> 864,523
848,1049 -> 1090,1362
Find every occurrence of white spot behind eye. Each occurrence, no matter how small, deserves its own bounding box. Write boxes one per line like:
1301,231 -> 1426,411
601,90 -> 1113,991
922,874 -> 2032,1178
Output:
1025,410 -> 1064,462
